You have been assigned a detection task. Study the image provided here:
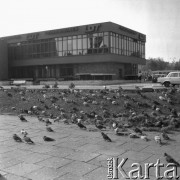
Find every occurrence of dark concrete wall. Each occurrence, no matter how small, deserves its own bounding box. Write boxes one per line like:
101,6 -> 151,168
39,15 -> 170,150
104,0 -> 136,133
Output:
11,54 -> 146,67
74,63 -> 124,80
0,40 -> 8,80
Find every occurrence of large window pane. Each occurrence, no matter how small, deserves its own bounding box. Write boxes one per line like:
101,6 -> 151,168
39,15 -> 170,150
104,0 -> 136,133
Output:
110,33 -> 115,53
77,38 -> 82,49
67,38 -> 72,55
72,38 -> 77,55
77,38 -> 82,55
103,35 -> 109,53
94,36 -> 103,48
115,34 -> 119,54
118,36 -> 122,55
82,37 -> 87,54
103,35 -> 109,47
73,39 -> 77,50
49,41 -> 56,56
87,35 -> 93,49
63,37 -> 67,50
124,37 -> 127,55
58,41 -> 62,52
142,43 -> 145,58
87,34 -> 93,54
63,37 -> 67,56
55,39 -> 62,57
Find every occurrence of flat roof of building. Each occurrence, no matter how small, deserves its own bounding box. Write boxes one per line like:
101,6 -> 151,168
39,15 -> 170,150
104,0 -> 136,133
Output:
1,21 -> 146,43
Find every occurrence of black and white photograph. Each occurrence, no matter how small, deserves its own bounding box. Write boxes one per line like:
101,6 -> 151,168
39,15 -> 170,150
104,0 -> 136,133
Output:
0,0 -> 180,179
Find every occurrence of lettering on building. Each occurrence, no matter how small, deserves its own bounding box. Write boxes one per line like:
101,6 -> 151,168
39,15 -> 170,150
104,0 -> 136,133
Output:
119,26 -> 137,35
46,27 -> 79,35
85,24 -> 101,33
27,33 -> 39,40
5,35 -> 22,40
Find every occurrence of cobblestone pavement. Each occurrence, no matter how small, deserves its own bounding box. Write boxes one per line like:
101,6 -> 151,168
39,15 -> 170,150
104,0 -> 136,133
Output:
0,115 -> 180,180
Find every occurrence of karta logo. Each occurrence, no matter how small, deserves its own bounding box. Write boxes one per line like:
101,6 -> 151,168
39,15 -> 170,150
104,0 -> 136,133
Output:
107,158 -> 179,179
85,24 -> 101,33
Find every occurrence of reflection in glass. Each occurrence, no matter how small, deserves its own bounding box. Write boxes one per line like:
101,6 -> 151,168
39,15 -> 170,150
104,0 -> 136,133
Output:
82,38 -> 87,54
63,39 -> 67,51
8,31 -> 145,61
77,39 -> 82,50
67,39 -> 72,55
58,41 -> 62,52
73,39 -> 77,50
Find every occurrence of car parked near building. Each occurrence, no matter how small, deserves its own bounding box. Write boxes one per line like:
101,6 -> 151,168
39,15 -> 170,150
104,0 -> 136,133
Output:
157,71 -> 180,87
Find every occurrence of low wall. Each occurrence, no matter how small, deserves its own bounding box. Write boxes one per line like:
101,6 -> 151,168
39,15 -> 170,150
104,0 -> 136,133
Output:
0,81 -> 33,86
40,80 -> 138,86
0,80 -> 139,86
0,81 -> 10,85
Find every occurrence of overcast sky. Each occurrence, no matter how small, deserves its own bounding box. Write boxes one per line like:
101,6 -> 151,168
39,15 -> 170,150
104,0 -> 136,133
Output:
0,0 -> 180,62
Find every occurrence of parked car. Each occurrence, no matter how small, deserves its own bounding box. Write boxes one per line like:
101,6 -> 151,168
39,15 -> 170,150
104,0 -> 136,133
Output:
157,72 -> 180,87
152,74 -> 166,83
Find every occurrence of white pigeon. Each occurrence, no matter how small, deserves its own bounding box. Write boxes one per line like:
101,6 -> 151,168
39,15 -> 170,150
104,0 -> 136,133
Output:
159,96 -> 165,101
154,135 -> 161,144
77,118 -> 82,123
112,122 -> 117,129
140,135 -> 148,141
21,129 -> 28,136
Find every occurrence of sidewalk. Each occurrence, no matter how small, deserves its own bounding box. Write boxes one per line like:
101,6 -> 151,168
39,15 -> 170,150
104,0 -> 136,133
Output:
1,82 -> 164,90
0,115 -> 180,179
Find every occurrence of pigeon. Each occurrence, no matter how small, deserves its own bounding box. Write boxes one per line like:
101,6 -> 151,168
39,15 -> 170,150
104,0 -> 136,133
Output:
95,122 -> 106,130
129,133 -> 140,138
159,96 -> 166,101
62,118 -> 69,124
44,104 -> 49,109
112,122 -> 117,129
46,126 -> 54,132
162,132 -> 170,140
18,114 -> 27,122
154,135 -> 162,144
23,135 -> 34,144
21,129 -> 28,136
164,153 -> 180,166
43,136 -> 55,141
13,134 -> 22,142
37,116 -> 44,122
77,118 -> 82,123
140,135 -> 149,141
133,127 -> 143,135
77,122 -> 87,130
114,128 -> 129,136
101,132 -> 112,142
45,119 -> 52,125
11,107 -> 16,110
7,92 -> 12,97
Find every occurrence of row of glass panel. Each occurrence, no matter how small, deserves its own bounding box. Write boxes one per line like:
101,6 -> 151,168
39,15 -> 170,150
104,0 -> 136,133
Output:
8,32 -> 145,61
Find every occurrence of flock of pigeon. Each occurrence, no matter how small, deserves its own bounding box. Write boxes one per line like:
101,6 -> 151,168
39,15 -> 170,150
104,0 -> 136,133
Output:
1,85 -> 180,167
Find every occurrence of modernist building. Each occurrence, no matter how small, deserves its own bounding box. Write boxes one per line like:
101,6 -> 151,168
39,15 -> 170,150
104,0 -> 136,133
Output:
0,22 -> 146,81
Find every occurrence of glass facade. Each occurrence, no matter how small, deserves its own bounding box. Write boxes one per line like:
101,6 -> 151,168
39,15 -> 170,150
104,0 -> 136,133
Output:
8,32 -> 145,61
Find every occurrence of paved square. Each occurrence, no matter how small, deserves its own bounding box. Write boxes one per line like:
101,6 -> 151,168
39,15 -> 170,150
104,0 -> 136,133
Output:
0,114 -> 180,179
